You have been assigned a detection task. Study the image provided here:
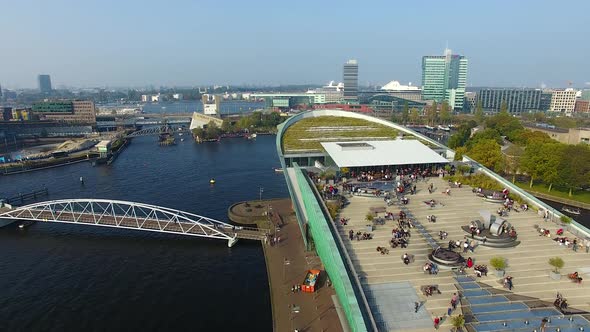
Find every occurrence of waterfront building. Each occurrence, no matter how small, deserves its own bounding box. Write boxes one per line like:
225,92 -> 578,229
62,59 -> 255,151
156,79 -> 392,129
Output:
367,94 -> 427,118
581,90 -> 590,101
308,81 -> 344,104
188,112 -> 223,130
38,74 -> 52,93
11,108 -> 30,121
202,94 -> 221,115
477,88 -> 541,115
343,59 -> 359,103
548,88 -> 577,113
379,81 -> 422,102
276,109 -> 590,331
141,94 -> 151,102
0,84 -> 3,101
32,100 -> 96,124
252,93 -> 318,111
421,49 -> 468,110
524,123 -> 590,144
575,99 -> 590,113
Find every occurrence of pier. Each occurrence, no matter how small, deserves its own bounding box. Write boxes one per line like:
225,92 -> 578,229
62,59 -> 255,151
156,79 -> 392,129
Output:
1,188 -> 49,205
229,198 -> 345,332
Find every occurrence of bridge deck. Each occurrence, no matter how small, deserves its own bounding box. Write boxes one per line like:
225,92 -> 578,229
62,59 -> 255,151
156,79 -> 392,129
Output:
26,210 -> 267,240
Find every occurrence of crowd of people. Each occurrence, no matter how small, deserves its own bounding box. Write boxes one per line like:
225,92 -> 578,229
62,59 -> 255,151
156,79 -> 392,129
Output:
348,229 -> 373,241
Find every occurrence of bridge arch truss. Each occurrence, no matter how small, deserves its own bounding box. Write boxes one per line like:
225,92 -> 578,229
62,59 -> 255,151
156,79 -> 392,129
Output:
0,199 -> 262,247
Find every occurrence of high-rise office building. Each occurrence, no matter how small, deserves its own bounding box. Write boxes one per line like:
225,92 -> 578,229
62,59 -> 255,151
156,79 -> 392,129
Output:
421,49 -> 468,110
343,59 -> 358,103
38,74 -> 52,93
477,88 -> 542,115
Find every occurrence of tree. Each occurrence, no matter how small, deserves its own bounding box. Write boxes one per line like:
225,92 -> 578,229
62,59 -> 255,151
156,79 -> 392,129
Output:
450,315 -> 465,332
440,101 -> 451,124
500,101 -> 509,115
409,108 -> 420,124
490,256 -> 507,271
454,147 -> 467,161
474,100 -> 484,124
426,101 -> 438,126
540,143 -> 563,191
401,101 -> 409,124
221,118 -> 233,133
468,139 -> 505,171
503,145 -> 524,182
548,257 -> 564,273
556,144 -> 590,196
520,142 -> 549,188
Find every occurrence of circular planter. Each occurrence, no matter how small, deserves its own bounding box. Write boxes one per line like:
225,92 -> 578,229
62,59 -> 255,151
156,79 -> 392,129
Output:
494,269 -> 506,277
549,271 -> 561,280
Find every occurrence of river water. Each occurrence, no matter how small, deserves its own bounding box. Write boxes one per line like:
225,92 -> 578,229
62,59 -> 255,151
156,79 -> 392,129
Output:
141,101 -> 264,115
0,135 -> 286,331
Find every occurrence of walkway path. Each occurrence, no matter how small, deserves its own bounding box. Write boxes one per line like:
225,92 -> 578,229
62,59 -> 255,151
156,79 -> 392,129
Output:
229,198 -> 345,332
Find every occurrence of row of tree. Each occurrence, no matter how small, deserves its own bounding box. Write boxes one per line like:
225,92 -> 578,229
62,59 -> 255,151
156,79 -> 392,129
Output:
449,107 -> 590,196
393,101 -> 453,125
191,112 -> 286,140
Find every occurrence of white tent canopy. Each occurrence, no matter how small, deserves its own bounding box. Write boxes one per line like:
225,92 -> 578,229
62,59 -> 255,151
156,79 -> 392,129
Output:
320,140 -> 448,168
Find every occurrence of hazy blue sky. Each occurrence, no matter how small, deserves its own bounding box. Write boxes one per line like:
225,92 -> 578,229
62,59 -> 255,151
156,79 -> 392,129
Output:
1,0 -> 589,88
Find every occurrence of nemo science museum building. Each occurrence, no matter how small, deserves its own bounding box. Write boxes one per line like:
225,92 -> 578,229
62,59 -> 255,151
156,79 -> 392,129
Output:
276,109 -> 590,332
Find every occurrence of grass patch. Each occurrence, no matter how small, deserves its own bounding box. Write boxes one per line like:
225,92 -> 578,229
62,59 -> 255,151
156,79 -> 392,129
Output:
512,180 -> 590,205
282,116 -> 398,152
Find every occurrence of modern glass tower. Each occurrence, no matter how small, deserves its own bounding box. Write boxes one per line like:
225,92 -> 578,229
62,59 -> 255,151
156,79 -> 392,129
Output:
38,74 -> 52,93
343,59 -> 358,103
421,49 -> 468,110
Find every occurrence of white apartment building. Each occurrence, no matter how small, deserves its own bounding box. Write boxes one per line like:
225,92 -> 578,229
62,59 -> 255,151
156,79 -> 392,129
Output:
549,88 -> 577,113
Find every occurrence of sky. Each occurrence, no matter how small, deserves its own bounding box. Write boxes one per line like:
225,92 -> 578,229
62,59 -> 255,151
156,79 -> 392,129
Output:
1,0 -> 589,89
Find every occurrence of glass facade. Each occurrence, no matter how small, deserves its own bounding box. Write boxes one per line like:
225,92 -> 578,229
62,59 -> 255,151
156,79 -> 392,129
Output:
368,94 -> 426,117
32,101 -> 74,113
477,88 -> 541,115
421,52 -> 468,110
343,60 -> 358,102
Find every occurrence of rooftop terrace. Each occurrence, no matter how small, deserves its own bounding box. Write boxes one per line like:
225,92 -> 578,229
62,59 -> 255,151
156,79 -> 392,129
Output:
282,116 -> 398,153
338,177 -> 590,331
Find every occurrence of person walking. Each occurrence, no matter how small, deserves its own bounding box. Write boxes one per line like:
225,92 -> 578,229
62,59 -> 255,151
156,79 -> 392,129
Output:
415,301 -> 420,313
585,239 -> 590,253
433,316 -> 440,330
451,293 -> 458,310
447,307 -> 452,316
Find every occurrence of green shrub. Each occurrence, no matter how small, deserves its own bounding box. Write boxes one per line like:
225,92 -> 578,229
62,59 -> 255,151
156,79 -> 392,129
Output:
490,256 -> 507,271
560,215 -> 572,224
548,257 -> 564,273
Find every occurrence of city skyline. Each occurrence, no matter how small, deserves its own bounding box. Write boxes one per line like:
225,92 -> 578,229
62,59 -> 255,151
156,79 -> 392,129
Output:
1,0 -> 589,88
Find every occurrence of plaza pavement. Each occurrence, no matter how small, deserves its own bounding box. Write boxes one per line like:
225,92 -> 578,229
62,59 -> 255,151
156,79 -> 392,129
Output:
337,177 -> 590,331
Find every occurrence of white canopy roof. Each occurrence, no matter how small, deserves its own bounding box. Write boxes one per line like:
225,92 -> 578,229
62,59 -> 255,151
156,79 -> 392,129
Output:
321,140 -> 448,168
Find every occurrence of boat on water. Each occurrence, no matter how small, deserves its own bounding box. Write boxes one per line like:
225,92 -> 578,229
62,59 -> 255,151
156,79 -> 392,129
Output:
180,138 -> 185,142
437,125 -> 451,131
247,133 -> 257,140
425,125 -> 435,130
562,206 -> 581,216
210,178 -> 216,185
274,168 -> 284,173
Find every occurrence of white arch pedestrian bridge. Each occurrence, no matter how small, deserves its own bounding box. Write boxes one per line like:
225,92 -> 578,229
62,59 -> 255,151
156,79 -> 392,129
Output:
0,199 -> 267,247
